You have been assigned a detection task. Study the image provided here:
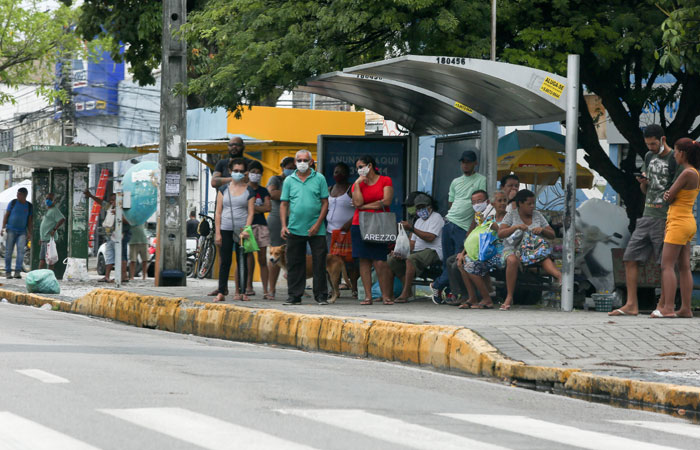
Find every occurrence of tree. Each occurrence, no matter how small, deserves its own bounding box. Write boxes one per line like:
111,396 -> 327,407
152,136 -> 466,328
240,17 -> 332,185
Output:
0,0 -> 81,105
78,0 -> 700,224
496,0 -> 700,223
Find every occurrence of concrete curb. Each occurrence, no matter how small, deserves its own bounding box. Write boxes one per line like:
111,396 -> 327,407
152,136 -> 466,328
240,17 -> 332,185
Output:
2,287 -> 698,415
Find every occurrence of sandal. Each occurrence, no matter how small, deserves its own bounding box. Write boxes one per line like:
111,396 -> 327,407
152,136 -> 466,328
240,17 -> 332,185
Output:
263,292 -> 275,300
499,303 -> 511,311
98,277 -> 112,283
208,289 -> 228,296
394,297 -> 410,303
383,299 -> 395,305
233,293 -> 243,301
472,302 -> 494,309
245,290 -> 255,296
213,294 -> 226,302
360,298 -> 373,305
457,303 -> 473,309
241,294 -> 251,302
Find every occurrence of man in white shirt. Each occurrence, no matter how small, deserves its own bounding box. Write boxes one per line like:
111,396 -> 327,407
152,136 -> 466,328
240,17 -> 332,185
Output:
388,193 -> 444,302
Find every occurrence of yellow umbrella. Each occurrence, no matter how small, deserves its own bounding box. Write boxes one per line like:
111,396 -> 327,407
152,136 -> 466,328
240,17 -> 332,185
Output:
496,146 -> 594,189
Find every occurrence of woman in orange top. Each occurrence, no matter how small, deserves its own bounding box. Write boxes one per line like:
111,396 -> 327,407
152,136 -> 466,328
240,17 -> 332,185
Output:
655,138 -> 700,318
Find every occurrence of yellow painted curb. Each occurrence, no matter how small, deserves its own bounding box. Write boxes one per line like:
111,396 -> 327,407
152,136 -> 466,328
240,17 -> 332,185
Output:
5,287 -> 700,415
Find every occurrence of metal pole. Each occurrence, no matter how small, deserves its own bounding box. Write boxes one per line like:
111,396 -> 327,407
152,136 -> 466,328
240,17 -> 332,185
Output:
491,0 -> 497,61
562,54 -> 580,312
115,192 -> 123,287
156,0 -> 188,286
481,118 -> 498,194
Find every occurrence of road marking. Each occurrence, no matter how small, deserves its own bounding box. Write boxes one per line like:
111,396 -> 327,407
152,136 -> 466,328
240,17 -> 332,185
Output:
612,420 -> 700,439
0,411 -> 101,450
15,369 -> 69,384
100,407 -> 317,450
277,409 -> 511,450
440,414 -> 682,450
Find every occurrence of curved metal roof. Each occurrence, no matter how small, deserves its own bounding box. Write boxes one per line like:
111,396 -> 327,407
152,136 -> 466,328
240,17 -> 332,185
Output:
296,72 -> 483,136
343,55 -> 568,127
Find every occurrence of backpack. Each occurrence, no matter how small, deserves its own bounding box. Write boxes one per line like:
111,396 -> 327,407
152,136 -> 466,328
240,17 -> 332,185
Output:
7,199 -> 33,217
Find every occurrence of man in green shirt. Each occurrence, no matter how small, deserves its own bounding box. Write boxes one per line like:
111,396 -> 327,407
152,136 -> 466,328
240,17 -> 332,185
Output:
39,193 -> 65,270
129,224 -> 149,280
280,149 -> 329,305
430,149 -> 486,304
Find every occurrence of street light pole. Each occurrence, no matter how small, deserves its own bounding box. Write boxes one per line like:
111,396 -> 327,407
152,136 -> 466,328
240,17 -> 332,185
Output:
156,0 -> 188,286
562,54 -> 580,312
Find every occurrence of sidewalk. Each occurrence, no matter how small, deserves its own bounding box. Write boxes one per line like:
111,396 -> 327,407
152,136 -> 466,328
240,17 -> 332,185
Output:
2,274 -> 698,388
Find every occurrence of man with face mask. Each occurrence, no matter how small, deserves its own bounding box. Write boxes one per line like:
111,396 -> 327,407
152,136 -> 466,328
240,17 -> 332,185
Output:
388,193 -> 444,302
430,149 -> 486,304
280,150 -> 330,305
38,193 -> 65,271
211,136 -> 252,188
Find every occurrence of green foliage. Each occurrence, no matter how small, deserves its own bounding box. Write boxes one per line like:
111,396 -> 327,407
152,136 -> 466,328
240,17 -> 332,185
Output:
183,0 -> 490,111
76,0 -> 165,86
657,0 -> 700,73
0,0 -> 82,105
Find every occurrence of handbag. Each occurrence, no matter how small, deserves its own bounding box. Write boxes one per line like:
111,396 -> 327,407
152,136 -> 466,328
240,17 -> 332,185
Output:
519,231 -> 552,266
329,229 -> 353,262
359,207 -> 397,243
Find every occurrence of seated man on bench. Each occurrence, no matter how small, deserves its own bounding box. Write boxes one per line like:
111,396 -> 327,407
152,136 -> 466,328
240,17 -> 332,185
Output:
388,193 -> 444,303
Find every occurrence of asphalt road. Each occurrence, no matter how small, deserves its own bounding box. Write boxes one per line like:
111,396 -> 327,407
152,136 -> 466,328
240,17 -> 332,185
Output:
1,302 -> 699,450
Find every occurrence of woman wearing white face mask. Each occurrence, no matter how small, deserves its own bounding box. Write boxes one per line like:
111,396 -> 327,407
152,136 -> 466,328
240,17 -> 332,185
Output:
214,158 -> 255,302
245,161 -> 272,299
351,154 -> 395,305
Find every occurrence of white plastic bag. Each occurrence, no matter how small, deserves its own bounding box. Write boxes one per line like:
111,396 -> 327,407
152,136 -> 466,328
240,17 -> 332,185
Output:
46,237 -> 59,266
393,223 -> 411,259
63,257 -> 90,282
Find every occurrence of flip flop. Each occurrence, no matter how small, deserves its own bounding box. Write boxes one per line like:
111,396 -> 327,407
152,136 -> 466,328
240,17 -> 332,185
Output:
457,303 -> 472,309
472,303 -> 494,309
608,309 -> 637,316
499,304 -> 511,311
360,299 -> 373,305
650,309 -> 676,318
383,299 -> 395,305
394,297 -> 410,303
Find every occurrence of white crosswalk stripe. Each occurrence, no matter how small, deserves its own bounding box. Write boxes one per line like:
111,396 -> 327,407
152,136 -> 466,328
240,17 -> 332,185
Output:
15,369 -> 69,384
100,407 -> 318,450
0,411 -> 101,450
612,420 -> 700,440
440,414 -> 683,450
277,408 -> 512,450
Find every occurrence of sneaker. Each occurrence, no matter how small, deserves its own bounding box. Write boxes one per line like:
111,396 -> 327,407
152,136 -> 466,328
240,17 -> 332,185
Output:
13,272 -> 21,279
5,272 -> 12,279
429,282 -> 444,305
283,297 -> 302,305
315,298 -> 329,305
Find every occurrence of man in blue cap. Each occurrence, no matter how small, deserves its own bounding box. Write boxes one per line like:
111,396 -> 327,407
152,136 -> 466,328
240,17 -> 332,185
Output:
430,148 -> 486,304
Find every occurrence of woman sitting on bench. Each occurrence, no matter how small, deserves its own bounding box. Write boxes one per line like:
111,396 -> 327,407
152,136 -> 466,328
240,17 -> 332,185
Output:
498,189 -> 561,311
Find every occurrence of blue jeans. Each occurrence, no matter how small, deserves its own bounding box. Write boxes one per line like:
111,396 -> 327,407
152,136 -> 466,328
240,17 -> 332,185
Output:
432,221 -> 468,291
5,230 -> 27,273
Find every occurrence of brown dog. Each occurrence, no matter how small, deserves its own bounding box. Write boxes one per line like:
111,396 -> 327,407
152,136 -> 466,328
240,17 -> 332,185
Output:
269,245 -> 358,303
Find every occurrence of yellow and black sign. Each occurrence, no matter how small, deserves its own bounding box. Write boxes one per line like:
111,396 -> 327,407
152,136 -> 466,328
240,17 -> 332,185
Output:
453,101 -> 474,114
540,77 -> 565,99
96,100 -> 107,110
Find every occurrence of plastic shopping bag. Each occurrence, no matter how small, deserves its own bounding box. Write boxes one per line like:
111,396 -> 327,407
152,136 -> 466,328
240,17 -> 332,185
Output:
242,225 -> 259,253
46,237 -> 59,266
478,230 -> 497,261
26,269 -> 60,294
393,223 -> 411,259
464,221 -> 494,261
329,229 -> 353,262
63,257 -> 89,282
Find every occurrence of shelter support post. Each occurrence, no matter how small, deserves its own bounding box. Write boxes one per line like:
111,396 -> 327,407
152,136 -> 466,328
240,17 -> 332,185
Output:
68,166 -> 89,262
156,0 -> 188,286
408,133 -> 419,195
30,170 -> 50,272
114,192 -> 123,288
481,118 -> 498,194
562,54 -> 580,312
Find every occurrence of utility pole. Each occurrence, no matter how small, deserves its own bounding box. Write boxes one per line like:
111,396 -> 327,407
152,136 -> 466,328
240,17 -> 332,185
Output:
156,0 -> 188,286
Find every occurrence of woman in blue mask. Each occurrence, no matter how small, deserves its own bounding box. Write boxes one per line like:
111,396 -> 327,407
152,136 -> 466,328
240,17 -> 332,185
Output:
214,158 -> 255,302
265,156 -> 296,299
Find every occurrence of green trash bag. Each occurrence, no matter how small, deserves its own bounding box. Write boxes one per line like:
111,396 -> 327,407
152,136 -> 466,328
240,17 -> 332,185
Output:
464,221 -> 494,261
241,225 -> 259,253
26,269 -> 61,294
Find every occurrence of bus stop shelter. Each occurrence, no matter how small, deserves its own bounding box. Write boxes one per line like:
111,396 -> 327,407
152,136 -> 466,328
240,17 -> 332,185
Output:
296,54 -> 580,310
0,144 -> 141,278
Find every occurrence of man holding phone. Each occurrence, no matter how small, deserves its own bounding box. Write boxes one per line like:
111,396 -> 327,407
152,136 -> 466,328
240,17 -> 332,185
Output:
610,124 -> 679,316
